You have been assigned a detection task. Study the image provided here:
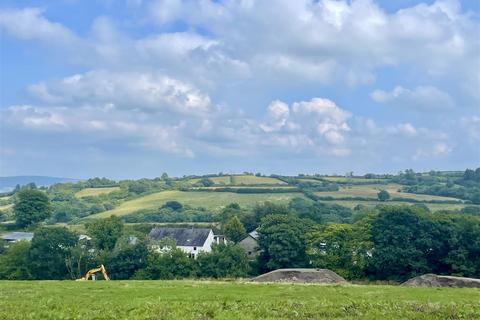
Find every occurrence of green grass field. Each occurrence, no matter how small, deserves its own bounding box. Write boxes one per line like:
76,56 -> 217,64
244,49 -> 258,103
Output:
326,200 -> 470,211
315,184 -> 462,202
89,191 -> 303,218
320,176 -> 386,183
0,281 -> 478,320
75,187 -> 120,198
190,175 -> 287,186
0,203 -> 13,211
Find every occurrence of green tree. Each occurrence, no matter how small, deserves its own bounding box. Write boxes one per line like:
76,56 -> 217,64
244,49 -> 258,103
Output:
13,189 -> 52,227
0,241 -> 33,280
307,224 -> 356,278
135,248 -> 196,279
199,177 -> 215,187
223,216 -> 247,243
162,201 -> 183,211
101,234 -> 149,279
86,216 -> 124,250
253,202 -> 290,224
197,243 -> 250,278
377,190 -> 390,202
65,241 -> 96,280
257,215 -> 312,271
29,227 -> 78,279
367,205 -> 441,281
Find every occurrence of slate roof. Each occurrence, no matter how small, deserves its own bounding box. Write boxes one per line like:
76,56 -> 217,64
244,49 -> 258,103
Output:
149,227 -> 212,247
249,230 -> 259,240
1,232 -> 34,242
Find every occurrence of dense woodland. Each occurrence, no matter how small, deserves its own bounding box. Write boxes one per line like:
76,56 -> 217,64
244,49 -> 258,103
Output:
0,169 -> 479,281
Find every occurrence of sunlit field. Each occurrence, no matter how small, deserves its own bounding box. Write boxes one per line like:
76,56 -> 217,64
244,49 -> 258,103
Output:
1,281 -> 479,320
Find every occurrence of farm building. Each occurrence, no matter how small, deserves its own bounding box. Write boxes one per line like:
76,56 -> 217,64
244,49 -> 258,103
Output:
239,230 -> 260,259
1,231 -> 34,243
149,227 -> 225,258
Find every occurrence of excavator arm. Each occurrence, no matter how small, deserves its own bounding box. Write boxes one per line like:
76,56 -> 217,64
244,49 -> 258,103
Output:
77,264 -> 110,281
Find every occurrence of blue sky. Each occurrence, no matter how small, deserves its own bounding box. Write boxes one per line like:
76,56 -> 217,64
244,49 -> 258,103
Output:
0,0 -> 479,179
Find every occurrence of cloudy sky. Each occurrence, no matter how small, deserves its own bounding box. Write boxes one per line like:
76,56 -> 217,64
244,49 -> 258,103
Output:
0,0 -> 479,179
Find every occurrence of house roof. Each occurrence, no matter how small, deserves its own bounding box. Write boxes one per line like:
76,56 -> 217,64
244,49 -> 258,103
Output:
149,227 -> 212,247
1,232 -> 34,241
249,230 -> 259,240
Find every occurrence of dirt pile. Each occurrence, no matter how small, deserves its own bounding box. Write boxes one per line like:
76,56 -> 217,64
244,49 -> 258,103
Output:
252,268 -> 348,284
402,274 -> 480,288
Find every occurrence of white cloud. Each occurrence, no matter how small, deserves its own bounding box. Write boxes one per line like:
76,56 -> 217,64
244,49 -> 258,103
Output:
3,104 -> 194,157
28,70 -> 211,115
414,142 -> 452,159
258,98 -> 352,153
0,7 -> 79,47
371,86 -> 455,110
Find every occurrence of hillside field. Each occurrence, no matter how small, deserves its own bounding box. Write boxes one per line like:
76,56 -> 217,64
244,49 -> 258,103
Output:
0,281 -> 479,320
189,175 -> 287,185
326,200 -> 470,211
75,187 -> 121,198
89,190 -> 304,218
315,184 -> 463,202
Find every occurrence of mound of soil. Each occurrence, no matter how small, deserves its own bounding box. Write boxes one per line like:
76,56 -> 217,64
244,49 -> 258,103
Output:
402,274 -> 480,288
252,268 -> 348,284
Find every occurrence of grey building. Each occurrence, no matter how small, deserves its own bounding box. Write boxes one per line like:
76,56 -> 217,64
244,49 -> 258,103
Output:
239,230 -> 260,259
1,231 -> 34,243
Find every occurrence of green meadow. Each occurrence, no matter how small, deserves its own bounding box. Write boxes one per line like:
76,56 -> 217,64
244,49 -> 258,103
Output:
89,190 -> 304,218
0,281 -> 479,320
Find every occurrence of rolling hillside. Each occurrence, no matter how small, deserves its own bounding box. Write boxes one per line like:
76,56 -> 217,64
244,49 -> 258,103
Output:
88,190 -> 304,218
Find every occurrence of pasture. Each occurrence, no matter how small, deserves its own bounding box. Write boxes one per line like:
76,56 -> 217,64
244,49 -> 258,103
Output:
89,190 -> 304,218
75,187 -> 121,198
318,176 -> 386,183
0,281 -> 478,320
315,184 -> 462,202
0,203 -> 13,211
326,200 -> 470,211
190,175 -> 287,185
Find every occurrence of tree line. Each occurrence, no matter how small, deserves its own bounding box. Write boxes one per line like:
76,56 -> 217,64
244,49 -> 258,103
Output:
1,186 -> 479,281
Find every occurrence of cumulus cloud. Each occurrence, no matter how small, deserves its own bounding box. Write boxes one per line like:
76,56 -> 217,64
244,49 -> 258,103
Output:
371,86 -> 455,110
0,1 -> 478,175
414,142 -> 452,159
258,98 -> 352,154
3,104 -> 194,157
0,8 -> 78,45
28,70 -> 211,115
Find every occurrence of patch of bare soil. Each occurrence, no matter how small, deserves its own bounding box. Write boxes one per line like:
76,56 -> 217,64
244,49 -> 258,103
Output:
252,268 -> 349,284
402,274 -> 480,288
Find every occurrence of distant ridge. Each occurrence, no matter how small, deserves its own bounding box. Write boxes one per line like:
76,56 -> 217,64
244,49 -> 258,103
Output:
0,176 -> 78,193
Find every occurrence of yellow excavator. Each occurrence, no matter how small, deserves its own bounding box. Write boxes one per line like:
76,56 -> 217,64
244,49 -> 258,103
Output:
76,264 -> 110,281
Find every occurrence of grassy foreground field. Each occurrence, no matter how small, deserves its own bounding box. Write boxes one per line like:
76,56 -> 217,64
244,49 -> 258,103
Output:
0,281 -> 479,320
90,191 -> 303,218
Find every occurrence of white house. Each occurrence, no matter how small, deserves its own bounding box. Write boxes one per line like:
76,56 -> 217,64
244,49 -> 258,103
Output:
149,227 -> 224,258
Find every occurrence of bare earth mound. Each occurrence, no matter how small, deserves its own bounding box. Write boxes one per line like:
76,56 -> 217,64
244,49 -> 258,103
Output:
402,274 -> 480,288
252,268 -> 349,284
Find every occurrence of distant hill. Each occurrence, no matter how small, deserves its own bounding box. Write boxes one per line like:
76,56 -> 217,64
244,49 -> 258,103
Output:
0,176 -> 78,193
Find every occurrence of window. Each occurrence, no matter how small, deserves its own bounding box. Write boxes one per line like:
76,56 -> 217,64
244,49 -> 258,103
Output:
193,246 -> 197,250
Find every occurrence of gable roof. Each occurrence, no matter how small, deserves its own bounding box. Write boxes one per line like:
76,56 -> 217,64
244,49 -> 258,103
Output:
1,232 -> 34,242
149,227 -> 212,247
240,229 -> 259,242
249,230 -> 258,240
